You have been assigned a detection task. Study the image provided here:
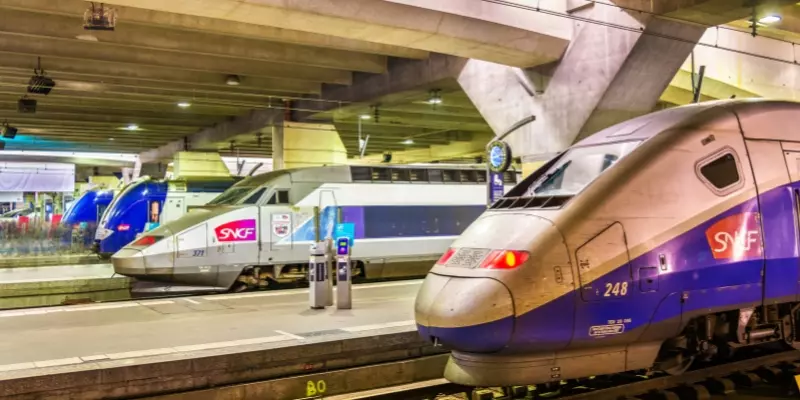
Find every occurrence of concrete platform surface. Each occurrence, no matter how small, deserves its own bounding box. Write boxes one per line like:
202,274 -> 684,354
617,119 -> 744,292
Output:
0,254 -> 104,269
0,263 -> 116,284
0,279 -> 422,371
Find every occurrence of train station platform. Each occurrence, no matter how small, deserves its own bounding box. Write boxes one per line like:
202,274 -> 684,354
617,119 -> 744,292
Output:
0,263 -> 130,309
0,280 -> 440,399
0,254 -> 104,269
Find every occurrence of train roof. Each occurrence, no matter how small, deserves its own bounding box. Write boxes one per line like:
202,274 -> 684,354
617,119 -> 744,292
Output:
233,163 -> 519,188
578,99 -> 800,147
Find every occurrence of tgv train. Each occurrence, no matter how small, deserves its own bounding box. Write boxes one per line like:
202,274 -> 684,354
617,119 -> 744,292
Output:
94,176 -> 238,258
111,165 -> 520,292
415,99 -> 800,387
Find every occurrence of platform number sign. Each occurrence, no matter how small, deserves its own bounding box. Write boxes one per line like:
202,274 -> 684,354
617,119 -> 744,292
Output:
306,379 -> 327,397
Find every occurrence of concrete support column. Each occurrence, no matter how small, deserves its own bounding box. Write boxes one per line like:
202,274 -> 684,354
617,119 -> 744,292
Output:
278,122 -> 347,169
456,3 -> 705,176
271,123 -> 285,171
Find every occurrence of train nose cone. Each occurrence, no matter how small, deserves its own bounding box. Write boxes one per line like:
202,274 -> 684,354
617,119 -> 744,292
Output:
415,273 -> 514,353
112,248 -> 145,276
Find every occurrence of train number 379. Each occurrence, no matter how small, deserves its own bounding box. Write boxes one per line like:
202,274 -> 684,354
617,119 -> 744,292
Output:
603,282 -> 629,297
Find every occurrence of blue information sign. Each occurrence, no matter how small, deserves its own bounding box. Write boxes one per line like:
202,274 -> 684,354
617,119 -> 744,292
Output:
334,223 -> 355,247
489,171 -> 505,203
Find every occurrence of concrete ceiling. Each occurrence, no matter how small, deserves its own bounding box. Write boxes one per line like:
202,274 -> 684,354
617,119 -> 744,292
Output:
0,0 -> 497,159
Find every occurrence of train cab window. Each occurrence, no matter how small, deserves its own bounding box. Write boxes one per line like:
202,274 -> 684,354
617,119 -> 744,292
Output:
266,190 -> 290,205
242,188 -> 266,205
697,150 -> 742,194
277,190 -> 290,204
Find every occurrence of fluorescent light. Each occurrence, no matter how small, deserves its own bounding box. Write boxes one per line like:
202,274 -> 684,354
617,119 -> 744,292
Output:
359,114 -> 371,120
758,15 -> 781,24
108,137 -> 115,141
428,97 -> 442,105
402,139 -> 414,145
124,124 -> 139,131
177,102 -> 191,108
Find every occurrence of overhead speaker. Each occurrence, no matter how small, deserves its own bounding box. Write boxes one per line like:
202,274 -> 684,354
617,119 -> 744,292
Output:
27,75 -> 55,95
17,98 -> 37,114
1,126 -> 17,139
83,4 -> 117,31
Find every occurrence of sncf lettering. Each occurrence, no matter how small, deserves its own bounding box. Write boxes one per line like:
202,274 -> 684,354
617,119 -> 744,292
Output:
218,227 -> 255,240
214,219 -> 257,242
704,212 -> 762,260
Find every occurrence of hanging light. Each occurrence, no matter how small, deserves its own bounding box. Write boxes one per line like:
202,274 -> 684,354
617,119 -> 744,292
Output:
402,139 -> 414,145
427,89 -> 442,105
177,102 -> 191,108
758,15 -> 781,24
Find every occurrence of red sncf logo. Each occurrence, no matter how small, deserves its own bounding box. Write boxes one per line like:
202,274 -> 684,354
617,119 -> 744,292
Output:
704,212 -> 762,260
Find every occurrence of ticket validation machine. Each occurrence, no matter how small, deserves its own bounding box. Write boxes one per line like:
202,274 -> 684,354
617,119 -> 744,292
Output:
335,237 -> 352,309
309,241 -> 330,309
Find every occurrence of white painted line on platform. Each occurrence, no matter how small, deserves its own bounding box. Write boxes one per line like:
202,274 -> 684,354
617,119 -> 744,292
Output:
106,348 -> 176,360
64,303 -> 139,312
34,357 -> 83,368
202,279 -> 422,301
182,298 -> 200,305
137,300 -> 174,306
173,335 -> 291,353
0,362 -> 35,372
274,330 -> 306,341
80,355 -> 109,362
341,320 -> 416,333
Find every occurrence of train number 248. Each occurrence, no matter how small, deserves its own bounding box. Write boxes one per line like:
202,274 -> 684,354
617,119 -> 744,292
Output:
603,281 -> 629,297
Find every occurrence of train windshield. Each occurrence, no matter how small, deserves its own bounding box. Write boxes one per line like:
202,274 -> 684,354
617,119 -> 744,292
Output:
524,140 -> 641,197
207,186 -> 259,206
100,180 -> 140,224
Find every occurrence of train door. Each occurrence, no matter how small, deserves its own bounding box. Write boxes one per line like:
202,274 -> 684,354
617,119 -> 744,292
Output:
257,189 -> 293,264
745,140 -> 788,305
781,147 -> 800,302
574,222 -> 634,343
162,196 -> 185,224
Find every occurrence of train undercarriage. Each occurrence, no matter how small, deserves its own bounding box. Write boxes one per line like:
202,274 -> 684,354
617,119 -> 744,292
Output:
654,303 -> 800,375
231,261 -> 366,292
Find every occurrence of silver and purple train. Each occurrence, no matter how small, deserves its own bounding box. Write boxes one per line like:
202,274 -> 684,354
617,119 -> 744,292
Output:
112,164 -> 519,292
415,99 -> 800,386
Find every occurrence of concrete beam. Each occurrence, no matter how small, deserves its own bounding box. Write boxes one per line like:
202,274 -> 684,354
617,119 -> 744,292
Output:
0,33 -> 352,84
0,9 -> 386,74
358,135 -> 489,164
0,0 -> 428,60
93,0 -> 570,68
294,54 -> 468,121
140,109 -> 284,163
613,0 -> 797,27
669,70 -> 758,100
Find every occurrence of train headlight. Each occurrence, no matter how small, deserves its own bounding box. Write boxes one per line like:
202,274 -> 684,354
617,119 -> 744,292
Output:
479,250 -> 530,270
131,235 -> 163,247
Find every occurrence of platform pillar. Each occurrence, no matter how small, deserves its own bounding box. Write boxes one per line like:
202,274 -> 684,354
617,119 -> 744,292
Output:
456,2 -> 705,177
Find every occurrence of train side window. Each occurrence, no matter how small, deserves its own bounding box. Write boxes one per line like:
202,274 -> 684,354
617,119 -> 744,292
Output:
276,190 -> 290,204
696,149 -> 743,195
266,194 -> 276,205
242,188 -> 266,204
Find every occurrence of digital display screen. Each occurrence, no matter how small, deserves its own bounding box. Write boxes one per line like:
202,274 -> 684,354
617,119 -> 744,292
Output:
337,238 -> 349,255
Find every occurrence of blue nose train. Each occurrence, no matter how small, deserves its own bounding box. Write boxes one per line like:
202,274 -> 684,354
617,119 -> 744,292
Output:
415,99 -> 800,386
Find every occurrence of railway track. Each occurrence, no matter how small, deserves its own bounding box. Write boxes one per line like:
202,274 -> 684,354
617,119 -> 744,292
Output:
338,349 -> 800,400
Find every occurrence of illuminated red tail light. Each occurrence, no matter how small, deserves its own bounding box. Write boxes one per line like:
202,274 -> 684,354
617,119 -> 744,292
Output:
437,248 -> 456,265
479,250 -> 530,270
132,236 -> 162,247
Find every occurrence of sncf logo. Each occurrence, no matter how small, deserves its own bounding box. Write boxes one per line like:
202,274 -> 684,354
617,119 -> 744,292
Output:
214,219 -> 257,242
704,212 -> 762,260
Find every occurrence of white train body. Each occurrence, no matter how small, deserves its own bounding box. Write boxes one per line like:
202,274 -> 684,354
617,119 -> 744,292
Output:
112,165 -> 519,291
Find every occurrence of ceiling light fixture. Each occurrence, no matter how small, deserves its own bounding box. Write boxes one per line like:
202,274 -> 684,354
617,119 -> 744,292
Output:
226,75 -> 241,86
758,15 -> 781,24
108,137 -> 115,141
427,89 -> 442,105
177,102 -> 191,108
359,114 -> 371,120
124,124 -> 139,131
402,139 -> 414,145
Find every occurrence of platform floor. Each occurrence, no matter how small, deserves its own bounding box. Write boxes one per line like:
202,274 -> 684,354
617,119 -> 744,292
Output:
0,263 -> 116,284
0,280 -> 421,372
